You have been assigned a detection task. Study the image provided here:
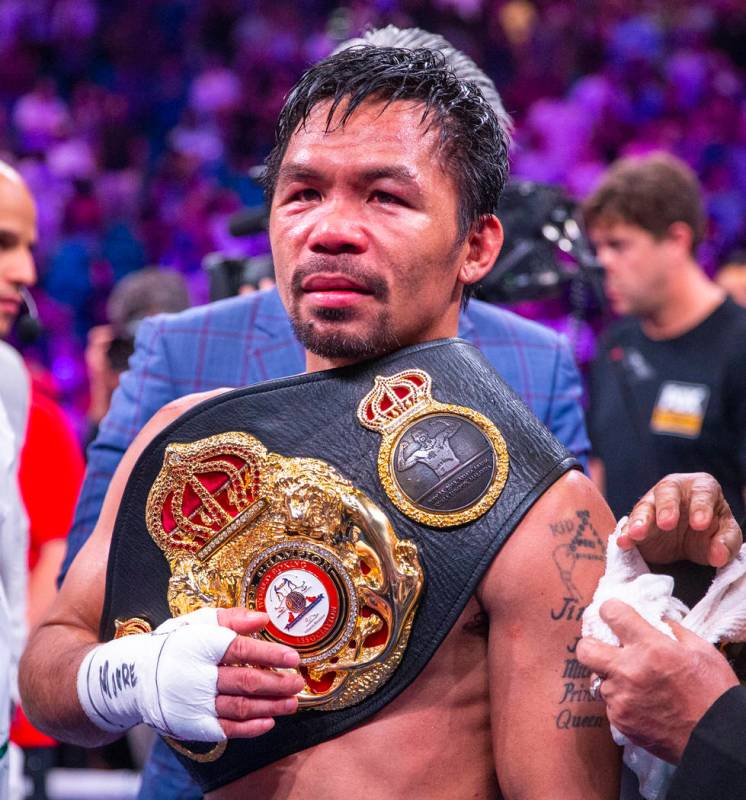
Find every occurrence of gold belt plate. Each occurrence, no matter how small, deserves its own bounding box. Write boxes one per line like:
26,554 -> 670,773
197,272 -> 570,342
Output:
357,369 -> 509,527
143,431 -> 423,711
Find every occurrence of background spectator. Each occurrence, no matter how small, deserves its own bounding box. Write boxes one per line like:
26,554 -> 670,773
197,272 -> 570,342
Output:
0,0 -> 741,434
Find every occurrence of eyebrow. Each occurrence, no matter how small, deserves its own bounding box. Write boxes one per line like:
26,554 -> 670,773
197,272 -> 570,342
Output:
276,163 -> 420,188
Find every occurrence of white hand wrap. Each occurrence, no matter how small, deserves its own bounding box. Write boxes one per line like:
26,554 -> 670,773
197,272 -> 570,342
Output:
77,607 -> 236,741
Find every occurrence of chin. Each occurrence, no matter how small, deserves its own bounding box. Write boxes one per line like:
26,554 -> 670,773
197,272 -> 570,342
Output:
292,317 -> 399,361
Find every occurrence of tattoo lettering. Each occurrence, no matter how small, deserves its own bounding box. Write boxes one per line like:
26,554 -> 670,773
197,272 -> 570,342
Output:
99,660 -> 137,700
562,658 -> 590,679
550,519 -> 575,536
560,681 -> 595,703
555,709 -> 605,730
551,509 -> 606,601
548,510 -> 607,732
550,597 -> 586,622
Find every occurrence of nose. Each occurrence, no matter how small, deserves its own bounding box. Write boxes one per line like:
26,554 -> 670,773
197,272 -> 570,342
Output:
306,200 -> 369,255
594,245 -> 615,274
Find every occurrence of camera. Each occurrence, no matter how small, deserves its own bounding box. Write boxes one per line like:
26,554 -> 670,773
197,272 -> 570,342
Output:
203,252 -> 275,302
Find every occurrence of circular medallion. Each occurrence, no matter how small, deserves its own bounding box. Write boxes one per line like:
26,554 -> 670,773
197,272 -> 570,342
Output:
384,410 -> 509,527
240,542 -> 357,663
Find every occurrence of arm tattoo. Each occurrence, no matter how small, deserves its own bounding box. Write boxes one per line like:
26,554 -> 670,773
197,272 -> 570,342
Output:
548,510 -> 608,729
550,509 -> 605,608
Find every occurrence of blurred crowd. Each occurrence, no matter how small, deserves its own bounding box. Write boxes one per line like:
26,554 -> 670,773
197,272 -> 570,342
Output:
0,3 -> 745,797
0,0 -> 744,433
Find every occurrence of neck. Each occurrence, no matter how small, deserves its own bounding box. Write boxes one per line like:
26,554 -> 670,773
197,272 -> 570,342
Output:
641,260 -> 726,339
305,351 -> 363,372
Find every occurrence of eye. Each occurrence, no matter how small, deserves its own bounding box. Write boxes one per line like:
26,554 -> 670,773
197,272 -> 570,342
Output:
371,190 -> 404,205
289,188 -> 321,203
0,232 -> 17,250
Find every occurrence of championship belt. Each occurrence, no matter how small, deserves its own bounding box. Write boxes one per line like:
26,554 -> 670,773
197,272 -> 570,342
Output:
145,432 -> 423,714
101,338 -> 577,791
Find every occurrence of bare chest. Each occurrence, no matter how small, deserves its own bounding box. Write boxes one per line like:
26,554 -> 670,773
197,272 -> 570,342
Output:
212,598 -> 497,800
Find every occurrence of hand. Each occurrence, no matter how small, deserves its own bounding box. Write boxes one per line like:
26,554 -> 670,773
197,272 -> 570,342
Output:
618,473 -> 742,567
215,608 -> 305,738
78,607 -> 305,741
576,599 -> 739,763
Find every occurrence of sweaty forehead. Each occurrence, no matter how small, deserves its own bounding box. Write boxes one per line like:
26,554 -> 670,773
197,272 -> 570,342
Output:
284,98 -> 442,162
275,100 -> 459,202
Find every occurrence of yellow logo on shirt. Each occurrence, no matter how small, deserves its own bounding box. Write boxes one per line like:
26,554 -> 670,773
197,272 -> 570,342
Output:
650,381 -> 709,438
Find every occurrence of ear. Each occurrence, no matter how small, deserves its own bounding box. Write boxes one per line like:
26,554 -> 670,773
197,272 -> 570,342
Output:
665,221 -> 695,254
458,215 -> 504,287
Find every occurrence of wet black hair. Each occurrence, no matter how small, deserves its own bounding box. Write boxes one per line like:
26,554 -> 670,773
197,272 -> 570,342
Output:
262,45 -> 509,243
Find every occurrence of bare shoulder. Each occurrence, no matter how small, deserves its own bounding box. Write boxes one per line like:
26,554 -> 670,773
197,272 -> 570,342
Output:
478,469 -> 615,619
158,387 -> 232,421
478,471 -> 621,798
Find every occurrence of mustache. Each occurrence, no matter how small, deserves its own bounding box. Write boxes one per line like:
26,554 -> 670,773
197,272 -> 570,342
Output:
291,256 -> 389,300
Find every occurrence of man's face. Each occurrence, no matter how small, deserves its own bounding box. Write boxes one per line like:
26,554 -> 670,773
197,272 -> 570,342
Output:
0,174 -> 37,337
269,99 -> 477,367
588,220 -> 670,318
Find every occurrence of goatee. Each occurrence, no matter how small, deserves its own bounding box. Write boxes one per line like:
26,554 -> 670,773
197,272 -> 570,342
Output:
290,309 -> 400,360
288,256 -> 400,360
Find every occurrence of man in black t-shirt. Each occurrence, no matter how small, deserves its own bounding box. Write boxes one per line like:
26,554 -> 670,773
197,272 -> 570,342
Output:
584,152 -> 746,603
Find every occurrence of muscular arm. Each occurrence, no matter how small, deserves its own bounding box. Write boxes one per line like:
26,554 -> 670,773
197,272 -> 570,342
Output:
20,393 -> 212,745
20,390 -> 303,746
479,470 -> 620,799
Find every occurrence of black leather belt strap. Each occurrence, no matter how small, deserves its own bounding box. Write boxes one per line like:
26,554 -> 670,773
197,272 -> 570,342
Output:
101,338 -> 578,791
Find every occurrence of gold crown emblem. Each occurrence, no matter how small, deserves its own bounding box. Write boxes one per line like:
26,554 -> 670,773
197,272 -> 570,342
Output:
357,369 -> 432,433
146,433 -> 269,558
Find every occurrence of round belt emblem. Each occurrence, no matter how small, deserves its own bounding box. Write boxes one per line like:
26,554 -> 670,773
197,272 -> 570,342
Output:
392,412 -> 496,514
241,541 -> 358,664
357,369 -> 510,528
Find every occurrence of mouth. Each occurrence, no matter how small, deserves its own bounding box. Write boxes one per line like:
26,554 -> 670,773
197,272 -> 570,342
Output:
300,273 -> 376,309
0,296 -> 20,316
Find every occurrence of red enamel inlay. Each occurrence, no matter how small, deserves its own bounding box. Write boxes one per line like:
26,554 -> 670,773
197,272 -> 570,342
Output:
361,607 -> 388,649
301,665 -> 336,694
160,453 -> 262,539
162,491 -> 177,532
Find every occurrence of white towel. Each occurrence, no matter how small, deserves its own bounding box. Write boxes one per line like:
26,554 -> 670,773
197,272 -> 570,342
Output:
582,518 -> 746,800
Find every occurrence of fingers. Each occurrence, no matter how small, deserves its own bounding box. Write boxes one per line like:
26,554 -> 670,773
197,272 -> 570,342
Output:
575,636 -> 619,677
219,717 -> 276,739
222,633 -> 301,669
651,478 -> 684,532
216,608 -> 301,668
216,666 -> 303,740
677,473 -> 739,567
711,514 -> 743,568
598,599 -> 659,644
623,495 -> 656,546
685,475 -> 719,530
627,473 -> 709,541
216,693 -> 299,722
665,619 -> 705,646
217,665 -> 305,697
217,608 -> 271,635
